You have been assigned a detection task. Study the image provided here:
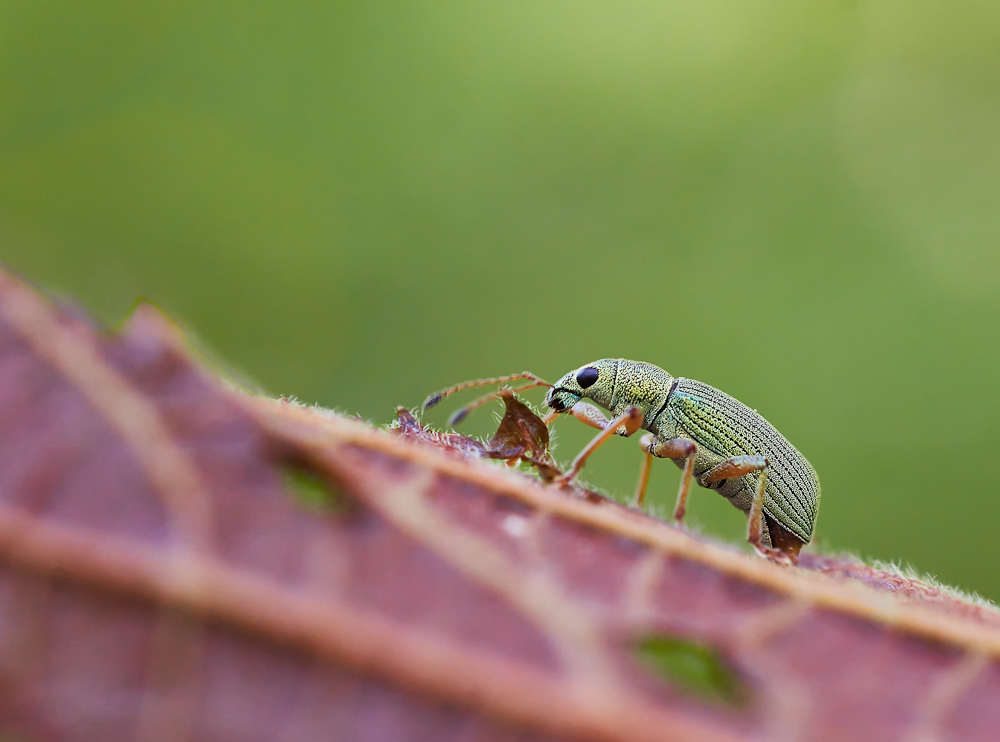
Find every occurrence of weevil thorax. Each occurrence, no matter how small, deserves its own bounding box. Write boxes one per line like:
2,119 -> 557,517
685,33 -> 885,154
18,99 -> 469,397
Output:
607,359 -> 675,427
545,359 -> 674,430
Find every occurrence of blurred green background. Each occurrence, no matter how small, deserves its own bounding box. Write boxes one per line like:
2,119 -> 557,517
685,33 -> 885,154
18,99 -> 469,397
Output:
3,1 -> 999,597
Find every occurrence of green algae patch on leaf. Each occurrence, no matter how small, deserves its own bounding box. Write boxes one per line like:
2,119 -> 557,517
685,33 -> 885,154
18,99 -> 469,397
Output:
283,462 -> 349,513
635,634 -> 747,707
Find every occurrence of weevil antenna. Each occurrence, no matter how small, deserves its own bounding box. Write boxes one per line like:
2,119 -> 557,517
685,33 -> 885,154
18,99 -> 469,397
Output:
422,372 -> 550,411
447,381 -> 550,426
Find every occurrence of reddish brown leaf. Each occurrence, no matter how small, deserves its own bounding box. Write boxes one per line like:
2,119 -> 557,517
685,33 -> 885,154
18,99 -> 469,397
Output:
0,268 -> 999,742
392,406 -> 487,458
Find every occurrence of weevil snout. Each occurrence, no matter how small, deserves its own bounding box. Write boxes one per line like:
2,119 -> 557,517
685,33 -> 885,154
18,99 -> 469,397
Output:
547,362 -> 610,412
545,386 -> 580,413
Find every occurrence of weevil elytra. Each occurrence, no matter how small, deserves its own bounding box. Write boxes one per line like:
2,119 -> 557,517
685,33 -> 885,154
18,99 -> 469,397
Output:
423,359 -> 820,564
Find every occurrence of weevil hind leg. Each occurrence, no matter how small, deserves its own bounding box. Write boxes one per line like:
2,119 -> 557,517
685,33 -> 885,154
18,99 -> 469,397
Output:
698,455 -> 767,487
744,465 -> 769,550
743,464 -> 797,565
689,455 -> 796,563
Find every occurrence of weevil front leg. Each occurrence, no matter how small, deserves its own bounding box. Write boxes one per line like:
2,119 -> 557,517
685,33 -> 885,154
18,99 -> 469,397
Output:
544,400 -> 612,431
554,406 -> 644,486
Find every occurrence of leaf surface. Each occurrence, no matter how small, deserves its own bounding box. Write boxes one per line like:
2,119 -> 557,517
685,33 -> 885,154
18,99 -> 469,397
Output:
0,269 -> 998,741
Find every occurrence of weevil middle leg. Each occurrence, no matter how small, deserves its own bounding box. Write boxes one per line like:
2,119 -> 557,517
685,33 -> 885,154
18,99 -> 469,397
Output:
543,399 -> 641,437
639,436 -> 697,516
637,440 -> 770,528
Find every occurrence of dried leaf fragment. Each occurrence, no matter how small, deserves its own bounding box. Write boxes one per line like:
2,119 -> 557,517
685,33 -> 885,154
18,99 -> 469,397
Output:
481,390 -> 562,481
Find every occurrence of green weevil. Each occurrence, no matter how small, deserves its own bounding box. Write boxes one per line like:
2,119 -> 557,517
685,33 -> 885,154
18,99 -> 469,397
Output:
423,359 -> 820,564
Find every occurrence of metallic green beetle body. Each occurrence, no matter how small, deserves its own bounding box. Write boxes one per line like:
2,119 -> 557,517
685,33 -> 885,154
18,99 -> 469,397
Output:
545,359 -> 820,546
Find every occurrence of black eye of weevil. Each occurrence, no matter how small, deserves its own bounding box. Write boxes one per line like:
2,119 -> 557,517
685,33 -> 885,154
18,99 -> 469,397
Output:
576,367 -> 599,389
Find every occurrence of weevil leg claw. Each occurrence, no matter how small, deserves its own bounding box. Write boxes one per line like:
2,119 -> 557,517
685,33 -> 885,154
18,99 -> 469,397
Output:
753,544 -> 796,566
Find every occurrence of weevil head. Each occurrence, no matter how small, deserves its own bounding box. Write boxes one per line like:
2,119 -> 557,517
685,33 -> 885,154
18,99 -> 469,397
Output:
545,359 -> 619,413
